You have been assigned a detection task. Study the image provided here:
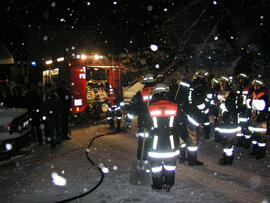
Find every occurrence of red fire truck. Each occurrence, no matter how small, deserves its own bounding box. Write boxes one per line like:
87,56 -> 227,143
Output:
42,53 -> 127,118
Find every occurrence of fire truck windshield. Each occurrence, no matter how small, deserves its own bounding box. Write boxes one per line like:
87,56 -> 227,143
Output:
86,68 -> 106,81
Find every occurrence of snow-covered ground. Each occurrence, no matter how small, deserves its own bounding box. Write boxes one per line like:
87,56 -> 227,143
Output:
0,117 -> 269,203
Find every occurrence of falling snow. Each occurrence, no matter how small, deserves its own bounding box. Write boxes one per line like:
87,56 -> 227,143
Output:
150,44 -> 158,52
43,36 -> 48,41
51,172 -> 67,187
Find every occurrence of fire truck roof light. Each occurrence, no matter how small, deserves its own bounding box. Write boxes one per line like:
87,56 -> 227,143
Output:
45,60 -> 53,65
77,55 -> 81,59
94,55 -> 99,60
57,57 -> 64,62
31,61 -> 37,66
81,55 -> 87,59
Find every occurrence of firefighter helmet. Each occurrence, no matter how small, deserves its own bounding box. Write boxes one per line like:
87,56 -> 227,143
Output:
142,73 -> 156,83
252,79 -> 264,87
153,83 -> 169,94
193,69 -> 209,80
237,73 -> 248,80
219,76 -> 230,83
211,76 -> 219,85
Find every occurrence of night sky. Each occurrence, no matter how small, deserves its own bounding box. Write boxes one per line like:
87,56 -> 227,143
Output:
0,0 -> 269,63
0,0 -> 178,60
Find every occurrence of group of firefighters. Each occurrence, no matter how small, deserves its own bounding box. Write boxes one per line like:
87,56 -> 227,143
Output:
106,70 -> 269,192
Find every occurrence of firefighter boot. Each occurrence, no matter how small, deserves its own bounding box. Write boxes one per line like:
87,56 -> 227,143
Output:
163,170 -> 175,191
249,141 -> 258,156
218,153 -> 233,166
116,117 -> 121,132
151,174 -> 163,192
255,145 -> 266,159
242,135 -> 251,149
215,131 -> 221,143
179,145 -> 187,163
123,122 -> 131,132
204,124 -> 210,139
236,134 -> 244,147
187,150 -> 203,166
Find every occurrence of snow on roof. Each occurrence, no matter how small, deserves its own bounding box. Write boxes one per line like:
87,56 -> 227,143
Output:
123,81 -> 144,99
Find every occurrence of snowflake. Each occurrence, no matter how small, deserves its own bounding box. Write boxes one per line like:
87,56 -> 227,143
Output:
5,143 -> 12,151
150,44 -> 158,51
147,5 -> 153,11
51,172 -> 67,186
51,2 -> 56,8
101,167 -> 109,173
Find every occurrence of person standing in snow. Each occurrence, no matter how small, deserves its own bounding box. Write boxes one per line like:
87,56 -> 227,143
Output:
181,70 -> 210,166
25,83 -> 43,145
42,83 -> 62,148
56,81 -> 72,140
123,73 -> 156,161
190,70 -> 211,140
172,78 -> 192,164
234,73 -> 252,147
105,96 -> 125,132
147,83 -> 180,192
105,82 -> 125,132
214,76 -> 239,165
246,79 -> 268,159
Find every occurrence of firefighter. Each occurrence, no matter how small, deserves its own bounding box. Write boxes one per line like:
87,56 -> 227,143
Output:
208,76 -> 220,126
190,69 -> 211,140
214,76 -> 239,165
246,79 -> 268,159
234,73 -> 252,147
123,73 -> 156,161
105,81 -> 125,132
173,78 -> 192,163
181,69 -> 211,166
215,76 -> 235,142
147,83 -> 180,192
42,83 -> 62,147
106,96 -> 125,132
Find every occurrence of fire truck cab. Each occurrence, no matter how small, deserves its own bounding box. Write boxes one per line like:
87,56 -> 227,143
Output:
42,54 -> 127,119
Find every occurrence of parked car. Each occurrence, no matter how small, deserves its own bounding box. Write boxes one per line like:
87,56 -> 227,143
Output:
0,106 -> 32,160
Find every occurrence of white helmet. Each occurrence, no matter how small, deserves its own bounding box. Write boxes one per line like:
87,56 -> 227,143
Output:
252,79 -> 264,87
193,69 -> 209,80
153,83 -> 169,94
142,73 -> 156,83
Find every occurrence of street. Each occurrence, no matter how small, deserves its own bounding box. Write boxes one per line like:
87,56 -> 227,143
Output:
0,118 -> 269,203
